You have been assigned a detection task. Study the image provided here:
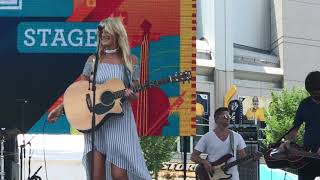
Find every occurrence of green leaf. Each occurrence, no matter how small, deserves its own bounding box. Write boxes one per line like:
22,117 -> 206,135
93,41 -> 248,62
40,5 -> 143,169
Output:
140,136 -> 177,179
264,88 -> 308,147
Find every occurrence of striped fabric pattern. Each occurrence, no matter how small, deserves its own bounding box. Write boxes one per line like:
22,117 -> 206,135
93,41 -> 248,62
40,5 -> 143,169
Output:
82,62 -> 152,180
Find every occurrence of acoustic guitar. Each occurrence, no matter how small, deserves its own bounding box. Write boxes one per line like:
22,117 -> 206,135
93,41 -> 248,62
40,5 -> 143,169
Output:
196,152 -> 262,180
264,143 -> 320,169
63,71 -> 192,132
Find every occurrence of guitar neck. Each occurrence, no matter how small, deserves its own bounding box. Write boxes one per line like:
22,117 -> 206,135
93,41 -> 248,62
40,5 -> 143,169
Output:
294,151 -> 320,159
223,154 -> 255,170
113,78 -> 171,99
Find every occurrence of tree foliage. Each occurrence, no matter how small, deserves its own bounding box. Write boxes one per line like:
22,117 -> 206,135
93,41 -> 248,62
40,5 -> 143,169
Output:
140,136 -> 177,179
263,88 -> 309,147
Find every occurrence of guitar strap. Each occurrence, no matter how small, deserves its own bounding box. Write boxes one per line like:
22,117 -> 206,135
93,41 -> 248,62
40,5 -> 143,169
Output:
230,130 -> 235,157
91,57 -> 95,80
124,66 -> 132,88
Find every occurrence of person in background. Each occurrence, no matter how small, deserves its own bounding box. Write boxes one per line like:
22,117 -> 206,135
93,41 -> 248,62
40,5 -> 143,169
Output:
279,71 -> 320,180
245,96 -> 265,123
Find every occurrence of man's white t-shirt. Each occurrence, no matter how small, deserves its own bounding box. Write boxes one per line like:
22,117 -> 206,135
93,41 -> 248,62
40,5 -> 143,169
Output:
194,130 -> 246,180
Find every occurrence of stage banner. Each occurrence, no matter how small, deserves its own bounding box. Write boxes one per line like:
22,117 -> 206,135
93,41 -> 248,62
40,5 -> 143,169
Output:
0,0 -> 196,136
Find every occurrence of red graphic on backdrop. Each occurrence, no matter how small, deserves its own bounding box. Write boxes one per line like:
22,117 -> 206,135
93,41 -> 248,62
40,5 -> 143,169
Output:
67,0 -> 179,47
147,91 -> 186,135
131,20 -> 170,136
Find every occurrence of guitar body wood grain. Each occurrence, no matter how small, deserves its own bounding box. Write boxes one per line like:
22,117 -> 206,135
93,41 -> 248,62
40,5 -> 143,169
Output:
63,79 -> 125,132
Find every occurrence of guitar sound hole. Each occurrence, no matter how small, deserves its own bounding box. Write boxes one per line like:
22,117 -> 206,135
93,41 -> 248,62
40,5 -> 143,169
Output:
100,91 -> 115,106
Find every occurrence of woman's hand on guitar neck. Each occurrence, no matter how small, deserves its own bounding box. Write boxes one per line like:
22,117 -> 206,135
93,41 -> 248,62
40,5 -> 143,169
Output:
125,89 -> 138,101
48,104 -> 64,123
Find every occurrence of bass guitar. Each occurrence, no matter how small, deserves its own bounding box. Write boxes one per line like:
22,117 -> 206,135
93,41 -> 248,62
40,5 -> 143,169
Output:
196,152 -> 262,180
63,71 -> 192,132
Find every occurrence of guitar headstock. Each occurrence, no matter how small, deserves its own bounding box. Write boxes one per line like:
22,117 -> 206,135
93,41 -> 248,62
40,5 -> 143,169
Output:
169,71 -> 192,83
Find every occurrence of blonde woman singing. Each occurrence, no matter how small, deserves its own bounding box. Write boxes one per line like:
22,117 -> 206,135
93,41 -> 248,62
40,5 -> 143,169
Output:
48,17 -> 151,180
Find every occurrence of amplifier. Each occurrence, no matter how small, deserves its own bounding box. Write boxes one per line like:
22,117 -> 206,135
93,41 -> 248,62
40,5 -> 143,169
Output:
238,142 -> 259,180
230,126 -> 258,142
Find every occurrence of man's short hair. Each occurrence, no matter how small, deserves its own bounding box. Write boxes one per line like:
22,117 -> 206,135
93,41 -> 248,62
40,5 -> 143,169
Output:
305,71 -> 320,93
214,107 -> 229,121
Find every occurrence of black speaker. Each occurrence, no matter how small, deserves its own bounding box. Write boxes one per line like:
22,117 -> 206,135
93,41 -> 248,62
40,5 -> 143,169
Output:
11,160 -> 19,180
3,138 -> 19,180
231,126 -> 258,142
4,140 -> 13,180
238,142 -> 259,180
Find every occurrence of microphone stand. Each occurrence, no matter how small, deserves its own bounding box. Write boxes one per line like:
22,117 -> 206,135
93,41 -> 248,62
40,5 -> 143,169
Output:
28,143 -> 31,180
27,141 -> 42,180
0,130 -> 5,180
16,99 -> 28,180
88,28 -> 101,180
28,166 -> 42,180
20,143 -> 25,180
25,136 -> 34,180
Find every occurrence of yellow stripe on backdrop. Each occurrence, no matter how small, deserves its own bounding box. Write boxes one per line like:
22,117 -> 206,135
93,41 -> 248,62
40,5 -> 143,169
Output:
179,0 -> 196,136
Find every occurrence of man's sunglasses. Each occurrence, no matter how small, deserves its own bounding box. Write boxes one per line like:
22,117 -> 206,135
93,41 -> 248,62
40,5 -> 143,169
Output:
221,114 -> 231,119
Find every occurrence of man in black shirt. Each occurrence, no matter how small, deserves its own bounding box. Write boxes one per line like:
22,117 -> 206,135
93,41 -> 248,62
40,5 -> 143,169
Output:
280,71 -> 320,180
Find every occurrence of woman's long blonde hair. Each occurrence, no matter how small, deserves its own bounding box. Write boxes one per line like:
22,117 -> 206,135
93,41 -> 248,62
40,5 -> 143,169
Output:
97,17 -> 133,74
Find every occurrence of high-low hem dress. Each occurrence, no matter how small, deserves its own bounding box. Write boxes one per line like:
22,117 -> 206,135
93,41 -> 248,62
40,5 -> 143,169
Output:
81,60 -> 152,180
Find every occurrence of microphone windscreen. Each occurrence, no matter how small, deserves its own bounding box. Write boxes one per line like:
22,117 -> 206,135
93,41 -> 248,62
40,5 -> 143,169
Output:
98,24 -> 104,32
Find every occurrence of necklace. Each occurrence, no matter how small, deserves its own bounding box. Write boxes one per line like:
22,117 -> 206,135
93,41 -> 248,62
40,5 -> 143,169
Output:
104,47 -> 118,54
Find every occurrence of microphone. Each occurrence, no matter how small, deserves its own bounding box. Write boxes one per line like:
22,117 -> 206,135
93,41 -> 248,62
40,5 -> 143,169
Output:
97,24 -> 104,34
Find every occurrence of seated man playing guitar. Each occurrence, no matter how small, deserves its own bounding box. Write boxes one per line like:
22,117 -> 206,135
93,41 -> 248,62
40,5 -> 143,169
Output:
279,71 -> 320,180
191,107 -> 247,180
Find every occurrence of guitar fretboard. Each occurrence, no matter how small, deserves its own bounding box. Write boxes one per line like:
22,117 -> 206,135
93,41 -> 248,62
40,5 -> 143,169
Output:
113,78 -> 171,99
289,150 -> 320,159
222,154 -> 256,171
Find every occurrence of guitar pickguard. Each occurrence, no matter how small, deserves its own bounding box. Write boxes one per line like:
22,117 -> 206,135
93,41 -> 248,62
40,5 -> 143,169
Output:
94,102 -> 115,115
209,166 -> 231,180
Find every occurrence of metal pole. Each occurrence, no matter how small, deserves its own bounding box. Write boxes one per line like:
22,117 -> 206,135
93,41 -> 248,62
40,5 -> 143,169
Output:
0,137 -> 5,180
183,136 -> 187,180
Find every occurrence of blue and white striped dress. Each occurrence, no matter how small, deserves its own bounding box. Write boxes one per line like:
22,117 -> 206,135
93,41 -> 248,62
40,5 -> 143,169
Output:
82,59 -> 152,180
